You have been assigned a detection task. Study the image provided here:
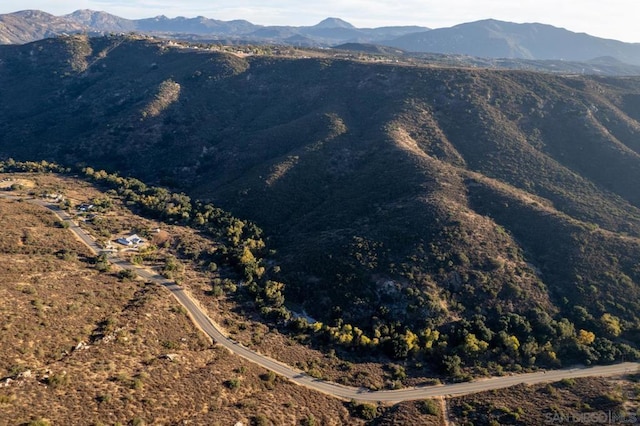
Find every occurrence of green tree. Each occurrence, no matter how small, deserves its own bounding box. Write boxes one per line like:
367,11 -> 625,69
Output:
462,333 -> 489,353
600,313 -> 622,337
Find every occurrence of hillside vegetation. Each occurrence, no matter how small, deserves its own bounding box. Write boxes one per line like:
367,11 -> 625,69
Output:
1,35 -> 640,375
0,174 -> 388,425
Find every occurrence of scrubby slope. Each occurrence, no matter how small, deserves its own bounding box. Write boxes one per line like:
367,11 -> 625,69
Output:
0,181 -> 370,425
1,35 -> 639,370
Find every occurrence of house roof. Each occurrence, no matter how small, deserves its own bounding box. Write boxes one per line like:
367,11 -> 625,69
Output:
116,234 -> 145,245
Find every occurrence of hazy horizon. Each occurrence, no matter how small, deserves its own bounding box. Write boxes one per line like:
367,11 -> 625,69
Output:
1,1 -> 640,43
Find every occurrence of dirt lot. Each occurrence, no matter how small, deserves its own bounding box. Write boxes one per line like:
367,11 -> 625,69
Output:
0,177 -> 36,190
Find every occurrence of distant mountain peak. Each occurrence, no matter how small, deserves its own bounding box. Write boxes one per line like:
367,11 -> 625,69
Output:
64,9 -> 135,32
313,17 -> 355,29
68,9 -> 93,15
12,9 -> 56,18
67,9 -> 106,16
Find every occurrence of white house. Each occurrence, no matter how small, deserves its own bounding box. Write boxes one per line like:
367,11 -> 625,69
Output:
116,234 -> 145,246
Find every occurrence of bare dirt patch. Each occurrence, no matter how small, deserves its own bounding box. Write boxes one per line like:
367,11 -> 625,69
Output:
0,177 -> 35,190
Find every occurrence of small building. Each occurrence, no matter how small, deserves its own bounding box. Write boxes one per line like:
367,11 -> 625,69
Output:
78,203 -> 94,212
116,234 -> 145,246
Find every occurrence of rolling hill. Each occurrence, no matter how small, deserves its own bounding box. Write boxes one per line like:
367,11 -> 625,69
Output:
0,9 -> 429,47
0,10 -> 86,44
0,34 -> 639,371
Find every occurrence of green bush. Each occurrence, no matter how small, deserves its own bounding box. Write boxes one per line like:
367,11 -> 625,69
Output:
117,268 -> 137,281
301,415 -> 316,426
224,378 -> 241,389
418,399 -> 439,416
260,370 -> 276,382
45,372 -> 69,388
252,414 -> 270,426
95,253 -> 111,272
162,340 -> 179,350
348,401 -> 378,420
558,378 -> 576,388
57,249 -> 78,262
96,393 -> 112,404
27,420 -> 51,426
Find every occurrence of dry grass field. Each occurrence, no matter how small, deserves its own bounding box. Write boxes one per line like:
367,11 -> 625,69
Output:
0,189 -> 358,425
0,174 -> 448,425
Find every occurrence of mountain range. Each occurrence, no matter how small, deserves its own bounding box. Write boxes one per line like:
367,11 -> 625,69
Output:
0,10 -> 428,47
385,19 -> 640,66
0,34 -> 639,368
2,9 -> 640,68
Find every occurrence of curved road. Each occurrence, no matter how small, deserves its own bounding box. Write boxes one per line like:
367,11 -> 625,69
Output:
6,195 -> 639,403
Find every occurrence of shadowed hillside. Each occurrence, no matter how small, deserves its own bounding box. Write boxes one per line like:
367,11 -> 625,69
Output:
1,34 -> 639,371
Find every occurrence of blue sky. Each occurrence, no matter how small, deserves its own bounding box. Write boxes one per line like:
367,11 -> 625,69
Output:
3,0 -> 640,42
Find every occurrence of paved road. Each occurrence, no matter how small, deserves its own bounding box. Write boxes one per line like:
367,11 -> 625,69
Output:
5,194 -> 639,403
